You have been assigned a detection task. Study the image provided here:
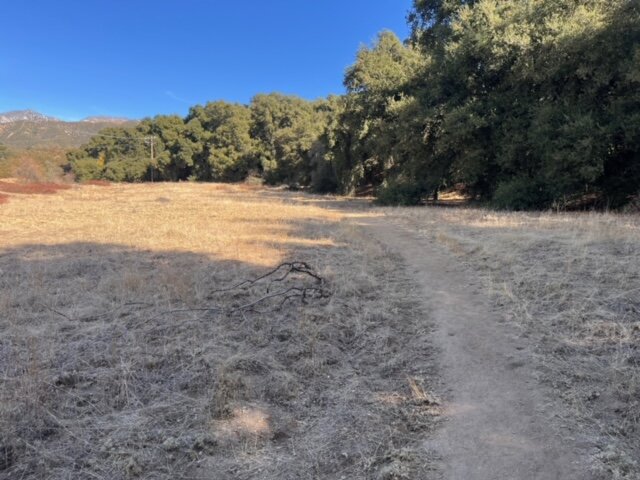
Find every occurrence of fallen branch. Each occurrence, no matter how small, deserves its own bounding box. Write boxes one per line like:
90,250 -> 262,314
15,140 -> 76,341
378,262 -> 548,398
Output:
147,261 -> 330,322
235,285 -> 330,312
211,261 -> 324,295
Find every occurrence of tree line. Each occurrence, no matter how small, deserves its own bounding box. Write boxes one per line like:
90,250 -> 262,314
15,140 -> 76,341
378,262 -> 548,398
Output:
68,0 -> 640,209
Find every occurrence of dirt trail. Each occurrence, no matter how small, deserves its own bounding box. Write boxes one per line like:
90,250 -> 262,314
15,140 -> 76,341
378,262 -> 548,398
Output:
360,216 -> 595,480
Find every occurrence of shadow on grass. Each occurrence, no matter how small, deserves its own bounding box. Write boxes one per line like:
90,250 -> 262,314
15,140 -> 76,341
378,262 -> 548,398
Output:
0,228 -> 335,479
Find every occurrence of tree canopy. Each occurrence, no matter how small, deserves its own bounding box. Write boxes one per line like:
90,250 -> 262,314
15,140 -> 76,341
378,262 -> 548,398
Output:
69,0 -> 640,209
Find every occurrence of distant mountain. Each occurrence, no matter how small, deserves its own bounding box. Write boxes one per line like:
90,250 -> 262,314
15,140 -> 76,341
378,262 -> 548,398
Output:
0,109 -> 58,124
0,110 -> 137,148
81,116 -> 132,124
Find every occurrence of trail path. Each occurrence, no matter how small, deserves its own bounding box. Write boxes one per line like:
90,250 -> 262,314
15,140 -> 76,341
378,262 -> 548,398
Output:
360,216 -> 595,480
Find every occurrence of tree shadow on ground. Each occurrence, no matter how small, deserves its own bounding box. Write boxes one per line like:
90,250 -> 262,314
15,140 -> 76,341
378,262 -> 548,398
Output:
0,213 -> 440,480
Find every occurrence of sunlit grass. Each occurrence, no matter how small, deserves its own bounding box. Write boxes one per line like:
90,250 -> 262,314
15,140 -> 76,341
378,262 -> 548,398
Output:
0,182 -> 344,267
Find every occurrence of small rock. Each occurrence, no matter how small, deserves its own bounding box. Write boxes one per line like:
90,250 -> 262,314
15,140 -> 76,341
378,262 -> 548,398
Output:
162,437 -> 181,451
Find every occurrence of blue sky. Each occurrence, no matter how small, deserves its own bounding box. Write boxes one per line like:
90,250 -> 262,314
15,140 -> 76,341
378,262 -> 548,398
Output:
0,1 -> 413,121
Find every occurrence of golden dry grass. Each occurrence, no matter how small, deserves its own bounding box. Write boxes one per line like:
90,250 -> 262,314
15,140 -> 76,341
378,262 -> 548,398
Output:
0,183 -> 342,266
390,206 -> 640,478
0,183 -> 439,479
6,183 -> 635,478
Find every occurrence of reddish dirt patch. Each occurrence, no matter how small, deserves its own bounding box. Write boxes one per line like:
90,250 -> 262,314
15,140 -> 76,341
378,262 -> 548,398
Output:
83,180 -> 112,187
0,193 -> 9,205
0,181 -> 72,195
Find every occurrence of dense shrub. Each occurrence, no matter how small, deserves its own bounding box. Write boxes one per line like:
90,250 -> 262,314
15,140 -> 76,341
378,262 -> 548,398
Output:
492,178 -> 554,211
70,157 -> 104,182
102,158 -> 149,182
375,179 -> 427,206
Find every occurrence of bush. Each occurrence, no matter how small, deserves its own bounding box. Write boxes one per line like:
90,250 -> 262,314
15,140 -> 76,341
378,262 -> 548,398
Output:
11,157 -> 46,182
69,158 -> 104,181
102,158 -> 149,182
492,177 -> 554,210
375,179 -> 427,206
621,193 -> 640,213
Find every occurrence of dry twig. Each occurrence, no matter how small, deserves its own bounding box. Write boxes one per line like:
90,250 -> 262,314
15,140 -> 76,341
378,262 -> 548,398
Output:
150,261 -> 330,321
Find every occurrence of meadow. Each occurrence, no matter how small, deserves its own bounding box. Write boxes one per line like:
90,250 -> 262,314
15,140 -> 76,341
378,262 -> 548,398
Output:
0,182 -> 638,478
0,183 -> 440,479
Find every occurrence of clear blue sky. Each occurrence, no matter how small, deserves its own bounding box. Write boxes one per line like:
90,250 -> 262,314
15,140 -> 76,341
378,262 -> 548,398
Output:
0,1 -> 413,121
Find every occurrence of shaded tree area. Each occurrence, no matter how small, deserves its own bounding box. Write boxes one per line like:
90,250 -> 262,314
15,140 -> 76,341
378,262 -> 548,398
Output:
68,0 -> 640,209
387,0 -> 640,208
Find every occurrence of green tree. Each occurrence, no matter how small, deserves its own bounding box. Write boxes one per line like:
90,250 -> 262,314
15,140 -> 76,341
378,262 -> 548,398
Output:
336,31 -> 428,198
404,0 -> 640,208
137,115 -> 197,181
67,0 -> 640,209
186,102 -> 255,181
250,93 -> 328,186
67,126 -> 150,182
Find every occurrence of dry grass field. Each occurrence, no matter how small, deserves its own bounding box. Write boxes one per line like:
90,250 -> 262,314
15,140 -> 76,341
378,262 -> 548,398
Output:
2,182 -> 638,479
392,207 -> 640,478
0,183 -> 440,479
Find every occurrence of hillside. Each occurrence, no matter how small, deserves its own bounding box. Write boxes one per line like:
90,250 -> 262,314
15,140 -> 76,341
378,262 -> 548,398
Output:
0,110 -> 136,148
0,109 -> 57,123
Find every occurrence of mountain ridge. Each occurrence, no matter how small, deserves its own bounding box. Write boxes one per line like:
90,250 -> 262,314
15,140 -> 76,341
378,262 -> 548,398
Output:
0,109 -> 58,124
81,115 -> 132,124
0,109 -> 135,124
0,110 -> 137,148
